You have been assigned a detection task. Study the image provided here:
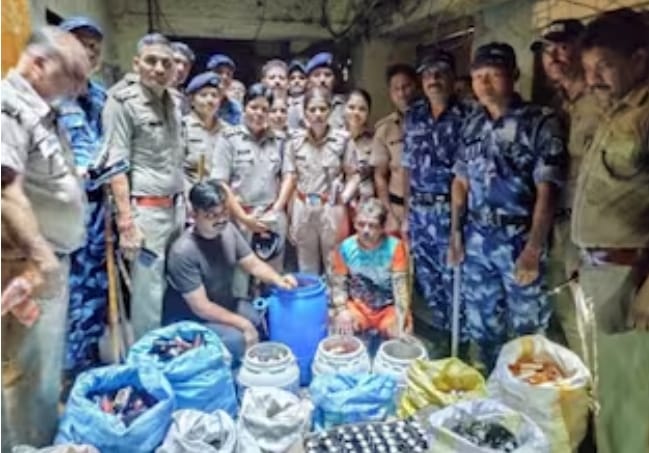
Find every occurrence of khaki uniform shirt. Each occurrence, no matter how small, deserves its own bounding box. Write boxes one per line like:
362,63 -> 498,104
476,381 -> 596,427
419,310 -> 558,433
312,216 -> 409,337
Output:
182,113 -> 224,190
287,94 -> 304,130
347,130 -> 374,199
560,92 -> 603,209
211,125 -> 284,207
101,73 -> 184,196
369,111 -> 405,198
329,95 -> 346,130
283,127 -> 356,195
0,71 -> 85,254
572,82 -> 649,248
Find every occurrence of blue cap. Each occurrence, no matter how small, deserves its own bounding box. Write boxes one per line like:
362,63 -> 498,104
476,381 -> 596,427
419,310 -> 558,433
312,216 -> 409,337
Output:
306,52 -> 334,75
417,49 -> 456,74
288,59 -> 306,74
59,16 -> 103,38
472,42 -> 517,72
186,72 -> 222,95
207,54 -> 236,71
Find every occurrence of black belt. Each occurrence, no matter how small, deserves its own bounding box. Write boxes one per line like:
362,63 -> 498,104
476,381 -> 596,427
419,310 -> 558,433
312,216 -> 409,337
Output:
411,192 -> 450,205
469,210 -> 529,227
389,193 -> 404,206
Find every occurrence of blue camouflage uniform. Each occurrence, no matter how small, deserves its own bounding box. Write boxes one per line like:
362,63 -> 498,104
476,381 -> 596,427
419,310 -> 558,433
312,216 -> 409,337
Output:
402,97 -> 471,337
58,78 -> 108,373
453,94 -> 566,368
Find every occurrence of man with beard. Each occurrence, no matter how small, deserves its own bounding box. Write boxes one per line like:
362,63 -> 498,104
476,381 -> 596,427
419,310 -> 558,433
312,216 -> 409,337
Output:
287,59 -> 307,129
330,198 -> 411,338
448,43 -> 566,370
306,52 -> 346,129
101,33 -> 185,339
572,9 -> 649,452
402,50 -> 472,355
370,63 -> 417,235
532,18 -> 603,358
163,181 -> 297,366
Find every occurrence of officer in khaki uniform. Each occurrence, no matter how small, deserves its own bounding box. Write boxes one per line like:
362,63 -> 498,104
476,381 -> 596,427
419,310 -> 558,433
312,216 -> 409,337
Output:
212,83 -> 291,297
532,19 -> 604,358
101,33 -> 185,340
370,64 -> 418,235
283,87 -> 360,274
287,60 -> 307,130
306,52 -> 346,130
573,10 -> 649,453
1,27 -> 90,448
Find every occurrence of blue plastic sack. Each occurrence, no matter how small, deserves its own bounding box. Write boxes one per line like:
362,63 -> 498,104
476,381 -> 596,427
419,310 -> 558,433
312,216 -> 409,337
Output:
127,322 -> 237,415
55,365 -> 174,453
309,373 -> 397,430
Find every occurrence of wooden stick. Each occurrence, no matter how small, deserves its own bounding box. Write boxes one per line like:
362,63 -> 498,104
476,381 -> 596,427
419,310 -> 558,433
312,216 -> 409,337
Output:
104,187 -> 122,363
198,154 -> 206,182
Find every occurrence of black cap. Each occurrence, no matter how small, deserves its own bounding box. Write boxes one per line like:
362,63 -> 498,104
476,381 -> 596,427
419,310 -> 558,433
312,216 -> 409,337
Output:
471,42 -> 517,73
288,59 -> 306,74
417,49 -> 456,74
530,19 -> 585,51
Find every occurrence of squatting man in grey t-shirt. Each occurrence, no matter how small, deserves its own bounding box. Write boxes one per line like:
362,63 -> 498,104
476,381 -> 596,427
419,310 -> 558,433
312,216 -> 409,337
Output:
163,180 -> 297,365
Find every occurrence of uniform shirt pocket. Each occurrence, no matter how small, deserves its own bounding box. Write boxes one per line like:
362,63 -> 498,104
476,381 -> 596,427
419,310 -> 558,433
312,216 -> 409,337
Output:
599,133 -> 646,180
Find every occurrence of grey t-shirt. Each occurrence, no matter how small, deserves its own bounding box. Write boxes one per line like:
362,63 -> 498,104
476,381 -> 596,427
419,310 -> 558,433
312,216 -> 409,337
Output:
162,222 -> 252,324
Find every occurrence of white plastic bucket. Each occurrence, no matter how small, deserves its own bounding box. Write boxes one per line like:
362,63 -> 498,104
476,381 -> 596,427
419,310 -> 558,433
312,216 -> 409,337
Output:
237,342 -> 300,395
373,337 -> 428,386
312,335 -> 371,377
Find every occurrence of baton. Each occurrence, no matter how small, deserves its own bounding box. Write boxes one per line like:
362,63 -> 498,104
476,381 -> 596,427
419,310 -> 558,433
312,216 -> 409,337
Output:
451,265 -> 462,358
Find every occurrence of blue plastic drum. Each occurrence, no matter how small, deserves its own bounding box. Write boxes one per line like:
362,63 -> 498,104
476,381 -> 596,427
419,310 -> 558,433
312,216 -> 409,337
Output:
255,273 -> 329,386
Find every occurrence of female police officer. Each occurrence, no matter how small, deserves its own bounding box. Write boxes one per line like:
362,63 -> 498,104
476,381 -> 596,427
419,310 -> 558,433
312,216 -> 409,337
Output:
212,83 -> 292,297
282,86 -> 360,274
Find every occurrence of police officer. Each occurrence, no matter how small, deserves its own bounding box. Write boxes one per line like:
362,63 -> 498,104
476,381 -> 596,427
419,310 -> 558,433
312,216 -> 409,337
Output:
533,19 -> 603,357
57,16 -> 109,378
287,59 -> 307,129
283,87 -> 360,274
261,58 -> 289,99
212,83 -> 292,297
182,72 -> 226,192
344,88 -> 375,205
306,52 -> 346,129
1,26 -> 90,448
101,33 -> 185,340
171,41 -> 196,114
574,9 -> 649,453
207,53 -> 243,125
401,50 -> 471,352
269,94 -> 289,134
448,43 -> 566,369
370,63 -> 417,235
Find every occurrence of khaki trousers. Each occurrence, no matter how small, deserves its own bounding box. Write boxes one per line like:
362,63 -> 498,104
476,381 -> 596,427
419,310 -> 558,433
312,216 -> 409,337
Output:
2,256 -> 70,449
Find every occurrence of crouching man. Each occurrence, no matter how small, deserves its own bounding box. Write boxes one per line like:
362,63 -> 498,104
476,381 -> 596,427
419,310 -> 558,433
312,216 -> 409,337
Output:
330,198 -> 412,338
162,180 -> 297,365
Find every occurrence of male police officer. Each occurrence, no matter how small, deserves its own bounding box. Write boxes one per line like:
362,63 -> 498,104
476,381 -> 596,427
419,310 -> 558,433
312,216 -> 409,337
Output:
207,53 -> 243,125
371,63 -> 417,235
287,59 -> 307,129
101,33 -> 185,340
449,43 -> 566,369
533,19 -> 603,357
402,51 -> 471,352
1,26 -> 90,447
171,41 -> 196,114
573,9 -> 649,453
57,16 -> 110,376
306,52 -> 346,129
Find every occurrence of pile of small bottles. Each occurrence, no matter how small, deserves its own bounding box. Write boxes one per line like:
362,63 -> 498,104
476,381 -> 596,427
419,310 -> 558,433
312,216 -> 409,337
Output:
304,419 -> 429,453
149,333 -> 204,361
450,419 -> 519,452
91,386 -> 158,427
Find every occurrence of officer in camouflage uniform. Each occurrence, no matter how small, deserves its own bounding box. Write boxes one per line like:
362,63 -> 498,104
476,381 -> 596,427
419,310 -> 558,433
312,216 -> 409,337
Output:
101,33 -> 185,340
574,10 -> 649,453
306,52 -> 346,130
212,83 -> 292,297
402,50 -> 471,346
449,43 -> 566,369
57,16 -> 109,376
1,27 -> 90,448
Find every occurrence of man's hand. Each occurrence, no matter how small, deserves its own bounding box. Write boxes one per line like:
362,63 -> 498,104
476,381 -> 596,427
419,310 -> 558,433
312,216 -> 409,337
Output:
628,276 -> 649,331
117,217 -> 144,261
515,245 -> 541,286
275,274 -> 298,290
242,215 -> 268,234
447,232 -> 465,266
241,320 -> 259,348
333,309 -> 356,335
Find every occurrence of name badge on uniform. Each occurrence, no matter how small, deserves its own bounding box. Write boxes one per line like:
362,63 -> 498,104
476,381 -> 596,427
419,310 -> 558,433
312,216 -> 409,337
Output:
306,193 -> 322,207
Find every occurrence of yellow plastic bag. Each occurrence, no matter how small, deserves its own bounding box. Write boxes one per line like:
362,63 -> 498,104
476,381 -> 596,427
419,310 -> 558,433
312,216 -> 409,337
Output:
397,357 -> 487,418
